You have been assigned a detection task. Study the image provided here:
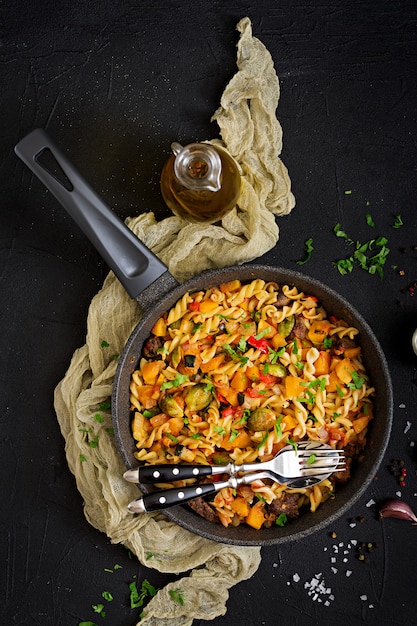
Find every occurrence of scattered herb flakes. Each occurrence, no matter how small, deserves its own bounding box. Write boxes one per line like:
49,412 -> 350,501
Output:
307,453 -> 317,465
332,223 -> 390,278
79,622 -> 98,626
160,373 -> 189,390
129,579 -> 158,609
101,340 -> 110,348
169,588 -> 185,606
276,513 -> 288,526
296,237 -> 314,265
80,453 -> 87,463
88,434 -> 99,448
99,400 -> 111,411
392,214 -> 403,228
93,412 -> 104,424
104,563 -> 122,573
92,603 -> 106,617
365,213 -> 375,227
102,591 -> 113,602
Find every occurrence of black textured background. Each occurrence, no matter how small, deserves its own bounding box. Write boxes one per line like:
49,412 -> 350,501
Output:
2,1 -> 417,624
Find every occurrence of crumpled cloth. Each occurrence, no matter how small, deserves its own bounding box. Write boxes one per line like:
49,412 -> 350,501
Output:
54,17 -> 295,625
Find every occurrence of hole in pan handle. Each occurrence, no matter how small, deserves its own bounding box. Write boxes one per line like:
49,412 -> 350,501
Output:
14,128 -> 168,300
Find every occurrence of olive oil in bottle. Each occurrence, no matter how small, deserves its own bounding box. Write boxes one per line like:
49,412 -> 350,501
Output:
160,142 -> 241,223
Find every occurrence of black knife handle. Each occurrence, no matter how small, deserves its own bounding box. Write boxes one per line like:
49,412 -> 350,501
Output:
135,482 -> 216,512
138,464 -> 214,483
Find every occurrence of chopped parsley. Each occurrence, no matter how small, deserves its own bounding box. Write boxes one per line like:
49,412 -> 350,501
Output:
129,579 -> 158,609
276,513 -> 288,526
275,415 -> 284,438
160,373 -> 189,390
365,213 -> 375,227
101,591 -> 113,602
307,453 -> 317,465
392,214 -> 403,228
169,588 -> 185,606
288,438 -> 298,454
333,223 -> 390,278
348,370 -> 365,389
223,343 -> 248,365
257,430 -> 269,449
296,237 -> 314,265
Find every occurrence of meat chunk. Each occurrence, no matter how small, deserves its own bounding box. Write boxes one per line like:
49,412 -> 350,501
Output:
332,336 -> 358,355
142,336 -> 163,360
188,497 -> 220,524
332,456 -> 352,484
289,315 -> 308,340
275,291 -> 291,307
268,492 -> 300,519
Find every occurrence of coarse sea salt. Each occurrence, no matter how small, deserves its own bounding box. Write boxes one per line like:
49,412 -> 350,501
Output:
366,499 -> 375,507
404,421 -> 412,434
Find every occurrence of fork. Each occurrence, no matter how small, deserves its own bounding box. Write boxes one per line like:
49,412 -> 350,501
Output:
124,441 -> 345,484
125,442 -> 345,513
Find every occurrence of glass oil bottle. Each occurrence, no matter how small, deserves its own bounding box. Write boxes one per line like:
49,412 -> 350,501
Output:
160,142 -> 241,223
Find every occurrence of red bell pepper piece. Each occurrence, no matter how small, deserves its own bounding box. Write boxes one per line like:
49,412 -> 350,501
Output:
247,335 -> 270,353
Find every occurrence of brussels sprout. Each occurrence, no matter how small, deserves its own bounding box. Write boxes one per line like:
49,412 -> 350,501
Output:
278,315 -> 295,338
211,451 -> 232,464
247,407 -> 276,432
267,363 -> 287,378
184,383 -> 214,412
158,394 -> 184,418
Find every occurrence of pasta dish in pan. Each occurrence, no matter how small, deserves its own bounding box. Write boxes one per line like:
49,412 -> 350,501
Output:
129,279 -> 374,529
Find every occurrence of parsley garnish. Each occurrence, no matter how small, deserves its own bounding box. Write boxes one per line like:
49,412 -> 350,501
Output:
92,603 -> 105,617
307,453 -> 317,465
333,223 -> 390,278
169,588 -> 185,606
348,371 -> 365,389
229,429 -> 240,442
288,438 -> 298,454
257,430 -> 269,449
275,415 -> 284,438
365,213 -> 375,227
392,214 -> 403,228
129,579 -> 158,609
323,336 -> 333,349
102,591 -> 113,602
297,237 -> 314,265
276,513 -> 288,526
160,373 -> 189,390
223,343 -> 248,365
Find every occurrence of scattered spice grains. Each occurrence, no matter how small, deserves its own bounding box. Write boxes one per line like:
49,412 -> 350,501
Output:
288,530 -> 378,610
389,459 -> 408,487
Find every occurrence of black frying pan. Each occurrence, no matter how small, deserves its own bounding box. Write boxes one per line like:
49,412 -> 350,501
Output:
15,129 -> 393,546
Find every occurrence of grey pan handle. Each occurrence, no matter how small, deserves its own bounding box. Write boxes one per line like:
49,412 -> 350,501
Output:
14,128 -> 168,299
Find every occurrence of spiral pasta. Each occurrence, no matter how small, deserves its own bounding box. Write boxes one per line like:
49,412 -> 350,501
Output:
130,279 -> 375,530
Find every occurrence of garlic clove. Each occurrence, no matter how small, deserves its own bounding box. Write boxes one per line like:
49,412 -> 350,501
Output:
379,498 -> 417,524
